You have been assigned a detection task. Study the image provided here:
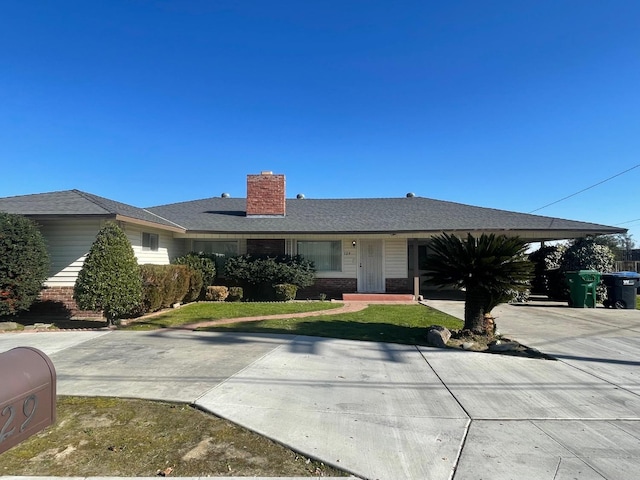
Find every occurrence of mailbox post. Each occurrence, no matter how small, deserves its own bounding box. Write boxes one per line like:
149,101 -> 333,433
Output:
0,347 -> 56,454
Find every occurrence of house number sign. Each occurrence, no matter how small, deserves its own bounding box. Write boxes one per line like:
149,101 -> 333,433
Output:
1,394 -> 39,441
0,347 -> 56,454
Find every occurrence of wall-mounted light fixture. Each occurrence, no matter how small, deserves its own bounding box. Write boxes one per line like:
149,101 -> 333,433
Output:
352,241 -> 357,247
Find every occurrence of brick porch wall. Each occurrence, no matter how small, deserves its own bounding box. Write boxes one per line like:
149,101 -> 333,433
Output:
386,278 -> 412,294
38,286 -> 104,319
297,278 -> 357,300
298,278 -> 411,300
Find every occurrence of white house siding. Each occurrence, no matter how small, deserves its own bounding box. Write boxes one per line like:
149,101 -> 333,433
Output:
384,238 -> 408,278
170,238 -> 189,259
38,219 -> 104,287
339,239 -> 358,278
122,223 -> 175,265
38,220 -> 182,288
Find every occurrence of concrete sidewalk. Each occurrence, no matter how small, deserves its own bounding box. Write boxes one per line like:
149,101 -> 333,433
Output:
2,298 -> 640,479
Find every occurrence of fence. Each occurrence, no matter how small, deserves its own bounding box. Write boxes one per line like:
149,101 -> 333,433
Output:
615,261 -> 640,273
620,250 -> 640,261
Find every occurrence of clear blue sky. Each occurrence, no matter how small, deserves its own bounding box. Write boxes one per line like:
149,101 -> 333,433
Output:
2,1 -> 639,243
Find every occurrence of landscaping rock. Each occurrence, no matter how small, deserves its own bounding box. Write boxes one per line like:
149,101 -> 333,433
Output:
0,321 -> 18,331
488,340 -> 522,353
426,325 -> 451,348
462,342 -> 475,350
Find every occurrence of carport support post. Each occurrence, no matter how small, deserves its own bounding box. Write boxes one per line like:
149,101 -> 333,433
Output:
412,239 -> 420,299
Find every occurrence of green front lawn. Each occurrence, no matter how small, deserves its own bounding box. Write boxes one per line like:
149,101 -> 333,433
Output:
123,301 -> 342,330
199,304 -> 463,346
124,302 -> 463,346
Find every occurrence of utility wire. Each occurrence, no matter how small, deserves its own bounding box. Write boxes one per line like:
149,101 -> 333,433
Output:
529,163 -> 640,213
616,218 -> 640,225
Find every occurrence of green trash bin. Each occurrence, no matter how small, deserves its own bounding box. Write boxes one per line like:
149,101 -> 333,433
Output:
565,270 -> 601,308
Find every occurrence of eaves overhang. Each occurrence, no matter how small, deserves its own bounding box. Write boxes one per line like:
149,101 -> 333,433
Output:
22,213 -> 185,234
176,225 -> 627,241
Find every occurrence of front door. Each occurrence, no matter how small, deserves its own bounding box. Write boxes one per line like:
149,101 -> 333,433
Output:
358,240 -> 384,292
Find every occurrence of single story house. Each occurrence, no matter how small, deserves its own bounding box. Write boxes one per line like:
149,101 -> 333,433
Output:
0,171 -> 626,314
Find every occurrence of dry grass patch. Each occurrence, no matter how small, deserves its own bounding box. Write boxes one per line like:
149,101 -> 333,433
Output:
1,396 -> 347,477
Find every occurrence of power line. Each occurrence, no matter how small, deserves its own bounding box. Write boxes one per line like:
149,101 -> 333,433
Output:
528,163 -> 640,214
616,218 -> 640,226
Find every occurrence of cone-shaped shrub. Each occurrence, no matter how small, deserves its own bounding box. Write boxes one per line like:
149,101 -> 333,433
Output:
74,222 -> 142,324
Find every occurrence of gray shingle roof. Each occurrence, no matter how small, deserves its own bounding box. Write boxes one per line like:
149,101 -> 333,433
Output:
1,190 -> 625,239
147,196 -> 625,237
0,190 -> 183,230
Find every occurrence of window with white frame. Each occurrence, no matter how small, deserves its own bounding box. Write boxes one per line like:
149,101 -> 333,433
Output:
297,240 -> 342,272
142,232 -> 159,251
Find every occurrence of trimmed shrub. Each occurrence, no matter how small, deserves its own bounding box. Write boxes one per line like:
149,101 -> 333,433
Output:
0,213 -> 49,316
139,265 -> 164,313
227,286 -> 243,302
184,268 -> 203,303
140,264 -> 194,313
224,254 -> 315,300
206,285 -> 229,301
169,265 -> 191,306
74,222 -> 142,324
172,252 -> 216,298
274,283 -> 298,301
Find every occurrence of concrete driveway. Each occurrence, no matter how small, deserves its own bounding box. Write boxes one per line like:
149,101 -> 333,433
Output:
429,296 -> 640,395
1,298 -> 640,480
428,297 -> 640,479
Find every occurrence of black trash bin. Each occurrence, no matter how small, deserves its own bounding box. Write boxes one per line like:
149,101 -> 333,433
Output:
602,271 -> 640,309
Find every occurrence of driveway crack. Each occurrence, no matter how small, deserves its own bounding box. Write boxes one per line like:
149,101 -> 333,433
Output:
416,346 -> 472,480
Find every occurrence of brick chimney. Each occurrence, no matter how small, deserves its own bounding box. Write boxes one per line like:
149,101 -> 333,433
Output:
246,171 -> 286,216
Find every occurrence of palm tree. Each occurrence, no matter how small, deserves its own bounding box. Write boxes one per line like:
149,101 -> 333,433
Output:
424,233 -> 533,334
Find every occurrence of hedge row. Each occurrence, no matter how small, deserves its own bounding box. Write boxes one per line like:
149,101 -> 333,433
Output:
223,255 -> 315,300
171,252 -> 216,294
139,265 -> 248,313
139,264 -> 201,313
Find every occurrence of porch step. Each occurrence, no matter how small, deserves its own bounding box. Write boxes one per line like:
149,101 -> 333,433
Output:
342,293 -> 416,302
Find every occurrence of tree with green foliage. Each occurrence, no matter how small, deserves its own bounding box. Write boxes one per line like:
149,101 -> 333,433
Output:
0,213 -> 49,316
528,243 -> 566,296
74,222 -> 142,325
594,233 -> 635,260
424,233 -> 533,334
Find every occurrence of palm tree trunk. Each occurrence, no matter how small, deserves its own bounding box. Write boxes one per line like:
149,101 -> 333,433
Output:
464,287 -> 487,333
